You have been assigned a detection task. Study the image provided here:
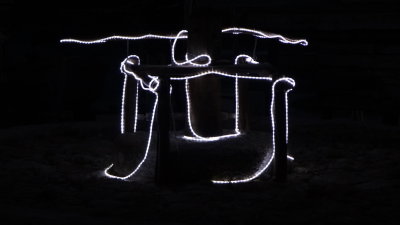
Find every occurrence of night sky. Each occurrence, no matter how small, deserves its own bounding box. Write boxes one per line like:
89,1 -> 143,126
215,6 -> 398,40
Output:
0,0 -> 399,224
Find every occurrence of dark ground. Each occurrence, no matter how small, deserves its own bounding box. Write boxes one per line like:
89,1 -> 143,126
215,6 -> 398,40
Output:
0,111 -> 398,225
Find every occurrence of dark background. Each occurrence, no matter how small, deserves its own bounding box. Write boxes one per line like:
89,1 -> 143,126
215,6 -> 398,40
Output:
1,0 -> 399,127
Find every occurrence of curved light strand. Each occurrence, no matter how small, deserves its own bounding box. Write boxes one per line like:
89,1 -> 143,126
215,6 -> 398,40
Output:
222,27 -> 308,46
119,55 -> 141,134
234,54 -> 259,133
60,29 -> 303,182
211,78 -> 295,184
104,93 -> 158,180
171,30 -> 211,67
286,89 -> 294,161
104,55 -> 160,180
60,28 -> 307,47
111,62 -> 295,181
179,55 -> 262,142
60,34 -> 188,44
182,79 -> 240,142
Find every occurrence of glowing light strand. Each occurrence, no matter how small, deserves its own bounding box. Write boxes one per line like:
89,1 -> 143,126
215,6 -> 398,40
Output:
60,28 -> 305,182
171,30 -> 211,67
211,78 -> 295,184
119,55 -> 141,134
114,55 -> 294,180
113,61 -> 295,180
104,55 -> 160,180
104,94 -> 158,180
182,79 -> 240,142
285,89 -> 293,144
60,34 -> 188,44
286,89 -> 294,161
134,81 -> 140,133
235,69 -> 240,134
170,70 -> 272,81
222,27 -> 308,46
234,54 -> 259,133
60,28 -> 308,47
179,55 -> 261,142
120,74 -> 128,134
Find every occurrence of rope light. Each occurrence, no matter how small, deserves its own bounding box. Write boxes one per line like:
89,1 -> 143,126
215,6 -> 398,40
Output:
60,28 -> 306,182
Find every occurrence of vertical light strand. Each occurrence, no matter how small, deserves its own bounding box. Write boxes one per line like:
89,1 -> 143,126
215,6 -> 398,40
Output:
285,89 -> 293,144
60,28 -> 306,183
183,75 -> 241,142
285,89 -> 295,161
234,74 -> 240,133
105,57 -> 159,180
120,75 -> 128,134
171,30 -> 211,67
134,81 -> 140,133
104,92 -> 159,180
184,79 -> 200,139
126,40 -> 140,133
211,78 -> 295,184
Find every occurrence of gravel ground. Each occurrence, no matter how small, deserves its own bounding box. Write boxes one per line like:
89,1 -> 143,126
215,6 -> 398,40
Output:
0,113 -> 399,224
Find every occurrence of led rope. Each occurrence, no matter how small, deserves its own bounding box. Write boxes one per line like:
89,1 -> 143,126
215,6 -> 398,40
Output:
171,70 -> 272,81
121,56 -> 158,91
60,34 -> 188,44
104,55 -> 160,180
234,54 -> 259,65
104,93 -> 158,180
119,55 -> 141,134
120,74 -> 127,134
111,60 -> 295,181
134,81 -> 140,133
171,30 -> 211,67
121,43 -> 140,134
61,28 -> 304,182
285,89 -> 294,161
60,28 -> 308,47
285,89 -> 293,144
234,70 -> 240,133
211,78 -> 295,184
177,55 -> 264,142
116,64 -> 294,179
222,27 -> 308,46
182,79 -> 241,142
234,54 -> 259,133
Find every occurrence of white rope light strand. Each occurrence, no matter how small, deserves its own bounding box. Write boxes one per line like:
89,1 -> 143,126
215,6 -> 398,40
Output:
105,56 -> 159,180
234,54 -> 259,133
285,89 -> 295,161
60,29 -> 302,183
171,70 -> 272,81
222,27 -> 308,46
178,58 -> 266,142
104,92 -> 158,180
134,81 -> 140,133
212,77 -> 295,184
60,34 -> 188,44
285,89 -> 293,144
120,74 -> 128,134
119,55 -> 141,134
182,79 -> 241,142
171,30 -> 212,67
